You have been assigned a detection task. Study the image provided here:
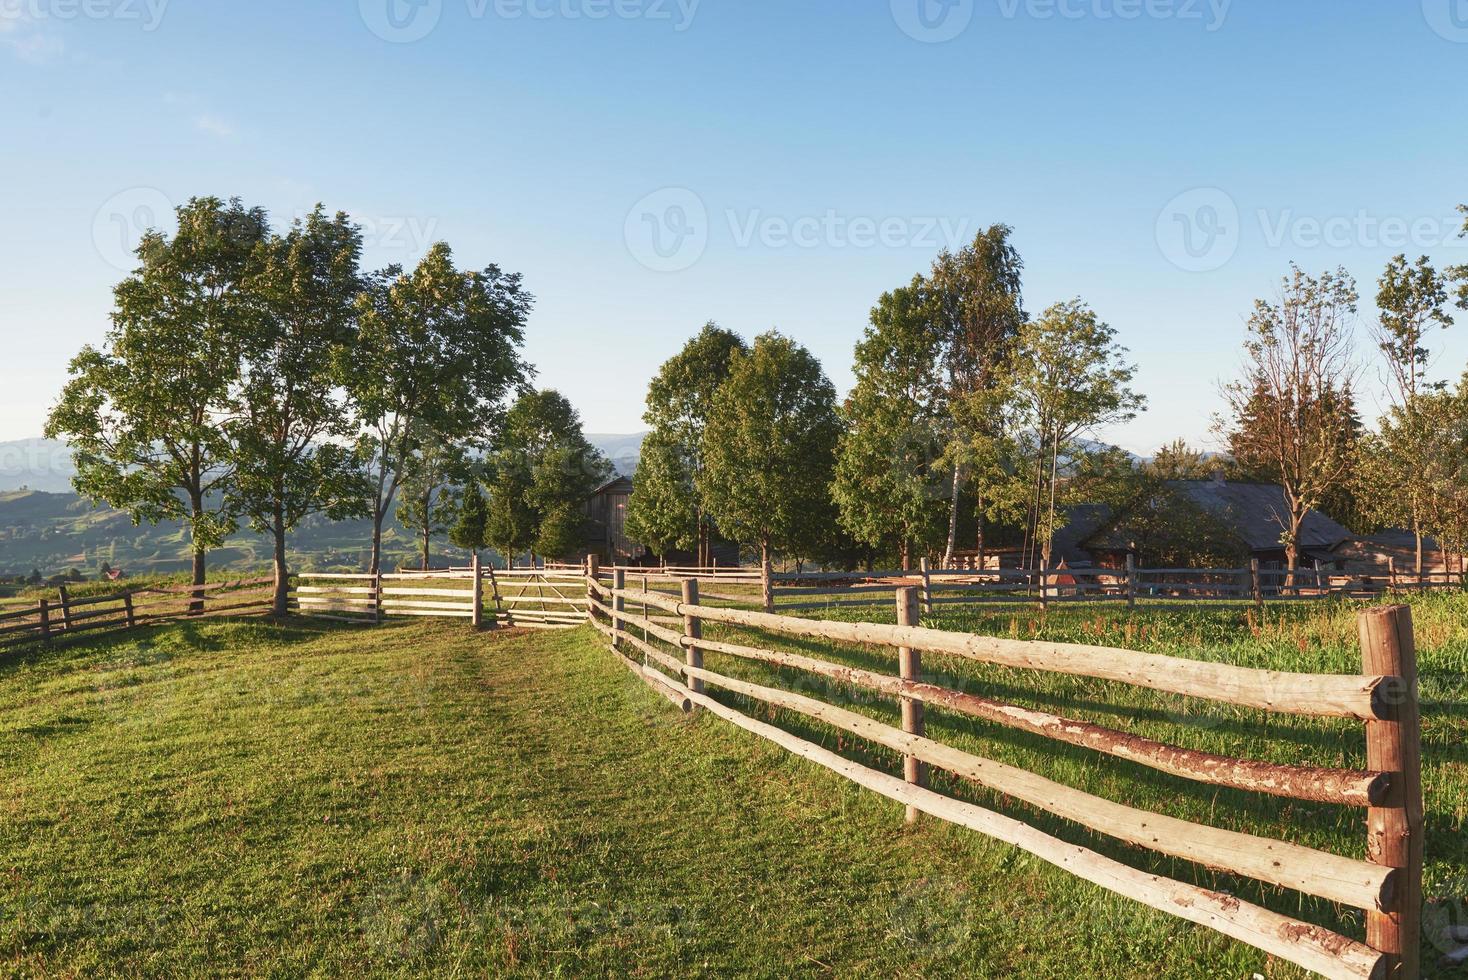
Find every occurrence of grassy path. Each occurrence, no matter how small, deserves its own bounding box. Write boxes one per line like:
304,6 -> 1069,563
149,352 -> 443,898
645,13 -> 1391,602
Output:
3,613 -> 1445,977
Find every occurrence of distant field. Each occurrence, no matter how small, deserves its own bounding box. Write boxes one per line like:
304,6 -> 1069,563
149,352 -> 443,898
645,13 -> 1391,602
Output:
2,596 -> 1464,975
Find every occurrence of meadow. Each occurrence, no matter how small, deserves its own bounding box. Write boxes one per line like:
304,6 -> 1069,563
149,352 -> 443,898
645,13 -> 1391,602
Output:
1,593 -> 1464,976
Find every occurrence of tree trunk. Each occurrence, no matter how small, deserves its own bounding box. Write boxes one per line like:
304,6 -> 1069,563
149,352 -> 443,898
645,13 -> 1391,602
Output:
1413,519 -> 1423,581
900,538 -> 911,572
975,488 -> 986,573
370,509 -> 385,576
943,463 -> 961,566
272,518 -> 289,618
188,490 -> 206,615
760,538 -> 774,614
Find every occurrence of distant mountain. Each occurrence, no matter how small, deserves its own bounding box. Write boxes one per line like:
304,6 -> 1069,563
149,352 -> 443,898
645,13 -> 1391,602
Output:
586,433 -> 645,476
0,434 -> 647,491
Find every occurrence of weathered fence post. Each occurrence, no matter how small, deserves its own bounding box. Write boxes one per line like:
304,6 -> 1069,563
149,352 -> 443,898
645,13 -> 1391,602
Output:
1359,605 -> 1424,979
681,578 -> 703,698
38,598 -> 51,645
1038,561 -> 1050,611
760,556 -> 775,614
471,552 -> 483,631
896,586 -> 926,823
585,555 -> 600,628
1125,554 -> 1137,609
123,592 -> 136,628
611,568 -> 626,651
1388,557 -> 1398,592
1250,559 -> 1263,610
57,585 -> 73,631
919,557 -> 933,616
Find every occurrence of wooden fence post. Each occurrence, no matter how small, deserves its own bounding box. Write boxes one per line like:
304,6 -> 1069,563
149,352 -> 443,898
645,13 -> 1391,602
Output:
1388,557 -> 1398,592
38,598 -> 51,645
1038,561 -> 1049,611
896,586 -> 926,824
1251,559 -> 1263,610
471,552 -> 483,630
1359,605 -> 1424,979
1125,554 -> 1137,609
611,568 -> 626,651
681,578 -> 703,697
57,585 -> 73,631
123,592 -> 136,628
373,571 -> 383,625
919,558 -> 933,617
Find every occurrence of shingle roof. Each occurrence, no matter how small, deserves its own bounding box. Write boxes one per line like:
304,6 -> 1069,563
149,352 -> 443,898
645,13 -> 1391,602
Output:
1168,480 -> 1352,551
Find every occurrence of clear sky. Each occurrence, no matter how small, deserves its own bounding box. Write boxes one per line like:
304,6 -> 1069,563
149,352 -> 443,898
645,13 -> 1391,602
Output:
3,0 -> 1466,453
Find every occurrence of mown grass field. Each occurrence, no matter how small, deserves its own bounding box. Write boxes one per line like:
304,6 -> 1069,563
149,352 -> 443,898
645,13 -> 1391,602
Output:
1,594 -> 1465,977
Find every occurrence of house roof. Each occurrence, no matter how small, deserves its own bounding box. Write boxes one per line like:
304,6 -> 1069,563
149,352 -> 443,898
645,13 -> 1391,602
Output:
1169,480 -> 1352,552
589,475 -> 633,497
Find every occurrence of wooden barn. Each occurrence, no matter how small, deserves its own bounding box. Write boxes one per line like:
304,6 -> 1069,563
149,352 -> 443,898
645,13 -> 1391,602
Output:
582,476 -> 643,563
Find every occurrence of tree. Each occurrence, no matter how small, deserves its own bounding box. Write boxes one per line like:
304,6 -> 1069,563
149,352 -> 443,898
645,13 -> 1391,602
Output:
627,324 -> 747,566
1366,254 -> 1456,574
928,225 -> 1026,565
449,478 -> 489,560
45,196 -> 268,610
486,390 -> 611,564
395,434 -> 468,571
623,428 -> 698,558
226,205 -> 370,615
1220,265 -> 1359,578
1145,439 -> 1215,480
347,243 -> 531,574
833,278 -> 947,568
1006,299 -> 1144,567
700,332 -> 842,592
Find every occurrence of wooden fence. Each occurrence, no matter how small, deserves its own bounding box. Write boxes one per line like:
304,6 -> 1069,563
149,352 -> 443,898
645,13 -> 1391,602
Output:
0,577 -> 275,652
585,568 -> 1428,979
292,557 -> 589,629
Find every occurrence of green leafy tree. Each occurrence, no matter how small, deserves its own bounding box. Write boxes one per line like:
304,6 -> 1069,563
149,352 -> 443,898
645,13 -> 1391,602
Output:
929,225 -> 1026,564
699,332 -> 842,589
226,205 -> 370,614
833,278 -> 947,568
1006,299 -> 1144,567
487,390 -> 611,564
45,196 -> 268,609
626,323 -> 747,565
450,479 -> 489,560
623,429 -> 698,558
395,434 -> 468,571
347,243 -> 531,574
1220,265 -> 1359,577
1145,439 -> 1215,480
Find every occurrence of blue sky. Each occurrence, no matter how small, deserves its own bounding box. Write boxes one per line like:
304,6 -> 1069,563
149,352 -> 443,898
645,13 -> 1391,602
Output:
3,0 -> 1466,453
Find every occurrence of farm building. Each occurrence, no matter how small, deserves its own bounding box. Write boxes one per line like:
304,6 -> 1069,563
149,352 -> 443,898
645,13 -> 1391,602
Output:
579,476 -> 740,566
1051,478 -> 1355,569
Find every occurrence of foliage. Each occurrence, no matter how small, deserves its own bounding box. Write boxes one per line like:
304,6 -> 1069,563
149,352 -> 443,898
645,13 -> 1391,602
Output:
626,323 -> 746,563
226,205 -> 371,611
395,433 -> 469,570
1144,439 -> 1215,480
833,277 -> 948,564
699,332 -> 842,566
485,390 -> 610,563
347,243 -> 531,572
1220,265 -> 1359,571
43,197 -> 268,589
449,479 -> 489,555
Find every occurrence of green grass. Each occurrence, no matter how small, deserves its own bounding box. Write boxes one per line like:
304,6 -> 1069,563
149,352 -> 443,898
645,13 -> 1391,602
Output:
2,599 -> 1465,976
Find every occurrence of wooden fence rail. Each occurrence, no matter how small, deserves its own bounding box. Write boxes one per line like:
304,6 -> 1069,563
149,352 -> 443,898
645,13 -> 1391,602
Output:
585,573 -> 1426,979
